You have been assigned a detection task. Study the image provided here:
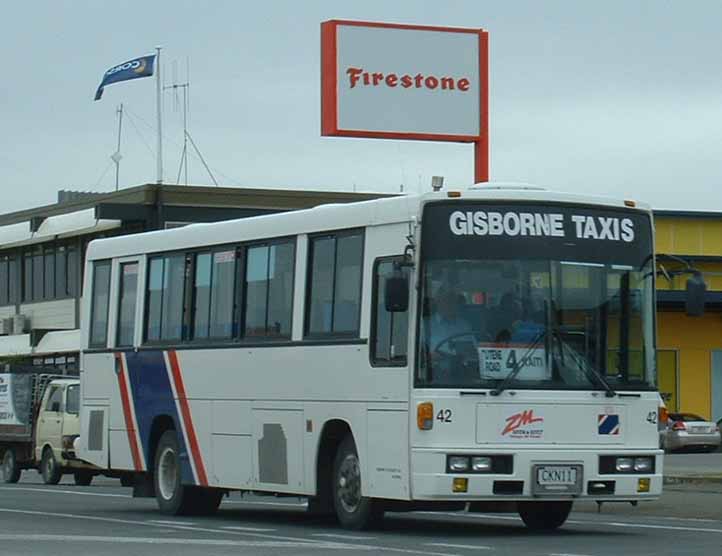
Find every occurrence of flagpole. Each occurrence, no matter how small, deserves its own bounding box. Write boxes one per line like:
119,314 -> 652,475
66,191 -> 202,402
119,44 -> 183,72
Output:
156,46 -> 163,184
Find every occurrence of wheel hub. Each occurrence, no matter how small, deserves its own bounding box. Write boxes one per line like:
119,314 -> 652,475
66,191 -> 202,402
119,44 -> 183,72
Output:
337,453 -> 361,514
157,446 -> 178,501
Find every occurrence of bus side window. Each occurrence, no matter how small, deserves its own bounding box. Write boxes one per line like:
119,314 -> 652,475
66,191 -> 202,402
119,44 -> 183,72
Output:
89,260 -> 112,348
117,262 -> 139,347
371,258 -> 409,366
306,230 -> 364,337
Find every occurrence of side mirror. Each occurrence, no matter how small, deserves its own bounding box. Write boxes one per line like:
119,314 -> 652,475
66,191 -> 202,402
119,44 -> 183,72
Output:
51,401 -> 61,413
685,273 -> 706,317
385,273 -> 409,312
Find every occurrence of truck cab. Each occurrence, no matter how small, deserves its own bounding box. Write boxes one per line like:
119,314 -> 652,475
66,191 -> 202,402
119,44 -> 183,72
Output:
34,379 -> 84,483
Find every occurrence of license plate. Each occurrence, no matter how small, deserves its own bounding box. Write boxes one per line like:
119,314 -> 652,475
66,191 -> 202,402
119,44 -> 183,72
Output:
532,464 -> 582,496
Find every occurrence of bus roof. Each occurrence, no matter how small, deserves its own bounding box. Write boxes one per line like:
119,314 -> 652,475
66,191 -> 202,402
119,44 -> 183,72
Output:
85,185 -> 652,261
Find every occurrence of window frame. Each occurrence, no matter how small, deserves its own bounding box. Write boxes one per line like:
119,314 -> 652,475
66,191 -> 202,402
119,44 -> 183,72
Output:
369,256 -> 410,368
143,253 -> 190,345
88,259 -> 112,348
240,236 -> 296,342
304,228 -> 365,340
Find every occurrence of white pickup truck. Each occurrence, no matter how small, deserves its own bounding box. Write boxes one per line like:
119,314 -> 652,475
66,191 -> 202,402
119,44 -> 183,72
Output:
0,372 -> 98,485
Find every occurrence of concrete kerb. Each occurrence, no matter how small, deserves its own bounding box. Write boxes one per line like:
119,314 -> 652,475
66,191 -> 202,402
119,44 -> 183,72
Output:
664,474 -> 722,486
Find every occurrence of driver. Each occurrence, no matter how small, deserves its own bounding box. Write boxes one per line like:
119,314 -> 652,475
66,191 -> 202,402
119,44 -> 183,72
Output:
425,288 -> 476,380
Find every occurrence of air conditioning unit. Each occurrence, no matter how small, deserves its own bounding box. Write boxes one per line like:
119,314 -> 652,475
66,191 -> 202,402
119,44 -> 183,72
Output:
13,314 -> 28,334
0,318 -> 12,336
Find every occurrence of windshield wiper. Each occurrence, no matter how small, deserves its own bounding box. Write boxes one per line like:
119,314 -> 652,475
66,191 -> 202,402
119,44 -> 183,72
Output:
489,327 -> 547,396
553,329 -> 617,398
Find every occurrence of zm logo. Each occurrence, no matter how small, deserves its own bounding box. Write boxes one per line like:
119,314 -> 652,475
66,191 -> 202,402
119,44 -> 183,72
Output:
502,409 -> 543,436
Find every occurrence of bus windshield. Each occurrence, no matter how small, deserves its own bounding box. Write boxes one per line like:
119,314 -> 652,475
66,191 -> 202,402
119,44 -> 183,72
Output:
416,202 -> 656,391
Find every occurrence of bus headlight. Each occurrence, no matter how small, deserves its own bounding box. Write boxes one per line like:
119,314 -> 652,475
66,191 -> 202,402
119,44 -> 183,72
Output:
615,457 -> 634,472
448,456 -> 470,472
634,457 -> 653,473
471,456 -> 492,472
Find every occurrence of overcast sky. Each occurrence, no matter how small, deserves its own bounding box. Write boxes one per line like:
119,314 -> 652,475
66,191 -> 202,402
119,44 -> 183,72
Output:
1,1 -> 721,213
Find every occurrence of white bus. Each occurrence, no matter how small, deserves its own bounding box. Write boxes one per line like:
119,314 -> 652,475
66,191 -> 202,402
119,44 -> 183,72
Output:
79,185 -> 664,530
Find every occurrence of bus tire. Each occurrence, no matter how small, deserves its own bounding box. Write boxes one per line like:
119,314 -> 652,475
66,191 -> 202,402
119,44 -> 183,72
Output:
2,448 -> 21,484
154,430 -> 196,515
517,501 -> 573,531
41,447 -> 62,485
332,435 -> 383,530
74,471 -> 94,486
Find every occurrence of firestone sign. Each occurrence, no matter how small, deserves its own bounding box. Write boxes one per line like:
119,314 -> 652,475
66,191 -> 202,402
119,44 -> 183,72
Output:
321,20 -> 489,182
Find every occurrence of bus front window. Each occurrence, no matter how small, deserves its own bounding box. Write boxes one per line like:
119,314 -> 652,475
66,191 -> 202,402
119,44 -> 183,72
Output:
416,203 -> 656,392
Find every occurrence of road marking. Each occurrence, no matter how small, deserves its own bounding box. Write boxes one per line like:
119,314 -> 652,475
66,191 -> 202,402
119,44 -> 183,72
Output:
151,520 -> 197,526
313,533 -> 377,540
0,508 -> 460,556
0,487 -> 128,498
222,526 -> 278,532
415,510 -> 722,534
427,543 -> 493,550
549,553 -> 594,556
0,533 -> 353,549
607,521 -> 722,534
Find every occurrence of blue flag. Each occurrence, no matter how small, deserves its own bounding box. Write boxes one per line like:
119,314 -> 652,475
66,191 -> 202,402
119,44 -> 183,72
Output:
94,55 -> 155,101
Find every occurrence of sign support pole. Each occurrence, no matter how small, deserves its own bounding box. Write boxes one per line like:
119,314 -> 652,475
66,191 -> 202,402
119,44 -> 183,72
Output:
474,138 -> 488,184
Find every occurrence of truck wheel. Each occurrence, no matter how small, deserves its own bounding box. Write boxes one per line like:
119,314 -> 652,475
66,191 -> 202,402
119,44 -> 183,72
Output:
41,447 -> 62,485
332,435 -> 383,530
74,471 -> 94,486
518,501 -> 573,531
153,430 -> 221,516
2,449 -> 21,484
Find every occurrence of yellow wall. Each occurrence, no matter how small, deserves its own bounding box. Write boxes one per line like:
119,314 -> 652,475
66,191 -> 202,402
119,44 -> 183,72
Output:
657,311 -> 722,419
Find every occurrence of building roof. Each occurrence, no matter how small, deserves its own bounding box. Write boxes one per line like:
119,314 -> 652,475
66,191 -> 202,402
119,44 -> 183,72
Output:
0,183 -> 394,226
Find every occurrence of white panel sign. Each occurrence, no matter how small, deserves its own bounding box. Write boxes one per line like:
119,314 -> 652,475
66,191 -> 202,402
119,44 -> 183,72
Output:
322,21 -> 487,141
0,374 -> 21,425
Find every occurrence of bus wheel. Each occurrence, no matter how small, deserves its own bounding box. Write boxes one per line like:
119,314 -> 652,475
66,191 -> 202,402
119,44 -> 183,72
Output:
74,471 -> 94,486
517,501 -> 573,531
41,447 -> 62,485
332,435 -> 383,530
2,449 -> 21,484
155,430 -> 194,515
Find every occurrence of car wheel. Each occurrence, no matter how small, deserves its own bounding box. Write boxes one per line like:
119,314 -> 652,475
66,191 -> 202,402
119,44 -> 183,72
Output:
41,447 -> 62,485
2,449 -> 21,484
332,435 -> 383,530
518,501 -> 573,531
73,471 -> 93,486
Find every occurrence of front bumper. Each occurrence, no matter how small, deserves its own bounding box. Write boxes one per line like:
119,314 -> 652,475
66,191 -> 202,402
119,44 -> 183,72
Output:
411,448 -> 663,501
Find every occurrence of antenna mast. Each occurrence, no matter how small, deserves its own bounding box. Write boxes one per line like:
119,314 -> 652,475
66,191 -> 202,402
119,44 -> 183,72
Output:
165,57 -> 218,186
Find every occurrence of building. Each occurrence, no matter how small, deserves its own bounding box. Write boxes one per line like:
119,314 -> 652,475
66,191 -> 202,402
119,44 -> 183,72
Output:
0,184 -> 387,373
654,210 -> 722,422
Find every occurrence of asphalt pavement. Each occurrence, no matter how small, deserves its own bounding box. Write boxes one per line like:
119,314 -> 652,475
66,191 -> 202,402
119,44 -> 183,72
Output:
1,470 -> 721,556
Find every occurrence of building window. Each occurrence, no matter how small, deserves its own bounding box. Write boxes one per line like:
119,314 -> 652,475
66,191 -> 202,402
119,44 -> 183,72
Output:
244,241 -> 294,338
89,260 -> 112,347
371,258 -> 409,366
0,256 -> 8,306
44,247 -> 55,299
32,247 -> 43,301
56,246 -> 67,297
145,255 -> 187,343
117,262 -> 139,347
306,230 -> 363,337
